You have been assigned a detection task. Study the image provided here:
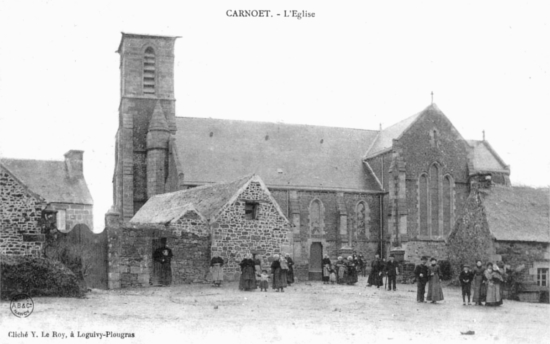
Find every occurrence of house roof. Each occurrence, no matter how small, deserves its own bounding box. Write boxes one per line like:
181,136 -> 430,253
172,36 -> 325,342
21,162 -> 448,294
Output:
467,140 -> 509,174
174,117 -> 382,191
482,185 -> 549,243
364,105 -> 437,159
0,158 -> 93,205
130,174 -> 252,224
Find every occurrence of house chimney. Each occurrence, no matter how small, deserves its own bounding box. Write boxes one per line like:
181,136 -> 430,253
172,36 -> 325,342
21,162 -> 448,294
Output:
64,150 -> 84,179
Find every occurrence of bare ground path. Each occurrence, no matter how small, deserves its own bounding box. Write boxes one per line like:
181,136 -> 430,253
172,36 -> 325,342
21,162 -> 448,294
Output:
1,276 -> 548,344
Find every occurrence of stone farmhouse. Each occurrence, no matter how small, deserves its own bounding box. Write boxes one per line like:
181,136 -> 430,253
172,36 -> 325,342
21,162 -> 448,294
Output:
449,179 -> 549,287
107,174 -> 290,288
109,32 -> 547,284
1,151 -> 94,257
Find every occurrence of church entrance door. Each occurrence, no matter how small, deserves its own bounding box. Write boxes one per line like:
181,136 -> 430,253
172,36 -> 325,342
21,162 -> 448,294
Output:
309,242 -> 323,280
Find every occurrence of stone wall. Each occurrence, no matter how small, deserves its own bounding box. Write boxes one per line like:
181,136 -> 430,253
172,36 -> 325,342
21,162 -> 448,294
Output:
170,211 -> 211,283
107,216 -> 211,289
402,240 -> 448,264
48,203 -> 94,233
496,241 -> 549,283
447,188 -> 496,277
212,182 -> 291,279
0,169 -> 45,257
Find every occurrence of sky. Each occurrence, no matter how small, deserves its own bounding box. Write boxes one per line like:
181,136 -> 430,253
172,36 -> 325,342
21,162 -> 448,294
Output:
0,1 -> 549,232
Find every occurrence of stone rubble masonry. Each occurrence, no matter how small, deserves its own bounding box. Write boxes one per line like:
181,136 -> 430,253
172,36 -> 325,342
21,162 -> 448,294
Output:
0,169 -> 45,256
48,203 -> 94,232
107,181 -> 292,288
212,182 -> 291,279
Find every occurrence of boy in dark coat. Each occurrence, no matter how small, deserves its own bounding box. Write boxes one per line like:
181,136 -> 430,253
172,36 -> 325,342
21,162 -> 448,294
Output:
459,264 -> 474,305
414,256 -> 430,302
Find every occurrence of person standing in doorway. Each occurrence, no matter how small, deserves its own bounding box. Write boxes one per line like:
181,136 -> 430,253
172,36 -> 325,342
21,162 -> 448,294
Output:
385,254 -> 399,291
414,256 -> 430,302
153,238 -> 173,286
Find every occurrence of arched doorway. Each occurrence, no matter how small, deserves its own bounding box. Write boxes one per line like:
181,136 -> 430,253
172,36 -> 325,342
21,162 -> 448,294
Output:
309,242 -> 323,280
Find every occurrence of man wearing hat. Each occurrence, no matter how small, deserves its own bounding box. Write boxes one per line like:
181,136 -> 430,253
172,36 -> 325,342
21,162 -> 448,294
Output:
414,256 -> 430,302
385,254 -> 399,291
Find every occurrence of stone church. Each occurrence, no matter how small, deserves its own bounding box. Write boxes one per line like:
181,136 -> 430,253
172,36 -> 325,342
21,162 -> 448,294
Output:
111,33 -> 512,281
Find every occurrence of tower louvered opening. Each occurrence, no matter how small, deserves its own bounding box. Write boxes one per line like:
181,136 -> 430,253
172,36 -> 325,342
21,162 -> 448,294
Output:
143,47 -> 156,94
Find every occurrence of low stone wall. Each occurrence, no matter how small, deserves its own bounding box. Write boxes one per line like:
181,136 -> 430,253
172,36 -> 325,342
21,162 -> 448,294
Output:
403,240 -> 448,264
107,222 -> 211,289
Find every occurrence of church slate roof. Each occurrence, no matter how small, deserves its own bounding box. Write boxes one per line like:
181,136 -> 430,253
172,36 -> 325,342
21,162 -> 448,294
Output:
364,106 -> 427,159
482,185 -> 549,243
0,158 -> 93,205
174,117 -> 382,191
467,140 -> 510,174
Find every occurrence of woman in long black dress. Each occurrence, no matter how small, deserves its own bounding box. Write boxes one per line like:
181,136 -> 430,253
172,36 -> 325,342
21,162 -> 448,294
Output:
239,253 -> 256,291
322,254 -> 331,284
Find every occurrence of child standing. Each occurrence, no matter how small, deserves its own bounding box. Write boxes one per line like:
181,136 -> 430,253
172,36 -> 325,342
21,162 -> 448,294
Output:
259,270 -> 269,292
329,266 -> 337,284
459,265 -> 474,305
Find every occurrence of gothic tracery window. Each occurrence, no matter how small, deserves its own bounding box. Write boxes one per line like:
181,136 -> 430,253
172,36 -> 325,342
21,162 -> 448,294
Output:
308,199 -> 325,236
418,165 -> 453,238
430,164 -> 440,237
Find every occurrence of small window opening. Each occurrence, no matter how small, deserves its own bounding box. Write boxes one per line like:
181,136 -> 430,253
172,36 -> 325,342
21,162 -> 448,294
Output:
244,202 -> 259,220
538,268 -> 549,287
143,47 -> 156,95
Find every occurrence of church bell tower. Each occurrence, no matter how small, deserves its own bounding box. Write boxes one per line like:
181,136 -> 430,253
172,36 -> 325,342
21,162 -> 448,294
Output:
113,33 -> 179,221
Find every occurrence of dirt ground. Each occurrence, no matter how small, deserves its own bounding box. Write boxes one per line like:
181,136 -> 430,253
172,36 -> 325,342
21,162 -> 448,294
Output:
1,276 -> 548,344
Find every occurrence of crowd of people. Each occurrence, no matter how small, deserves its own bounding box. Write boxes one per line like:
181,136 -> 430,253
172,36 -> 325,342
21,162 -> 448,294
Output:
209,252 -> 506,307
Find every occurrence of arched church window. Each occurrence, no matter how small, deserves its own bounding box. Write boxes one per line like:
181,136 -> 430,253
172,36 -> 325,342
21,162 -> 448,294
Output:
308,199 -> 325,236
143,47 -> 156,95
419,173 -> 428,236
429,163 -> 440,237
356,201 -> 370,238
443,175 -> 453,236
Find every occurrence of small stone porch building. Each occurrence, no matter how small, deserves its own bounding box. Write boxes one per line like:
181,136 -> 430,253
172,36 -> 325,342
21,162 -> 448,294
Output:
1,151 -> 94,257
106,174 -> 291,288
